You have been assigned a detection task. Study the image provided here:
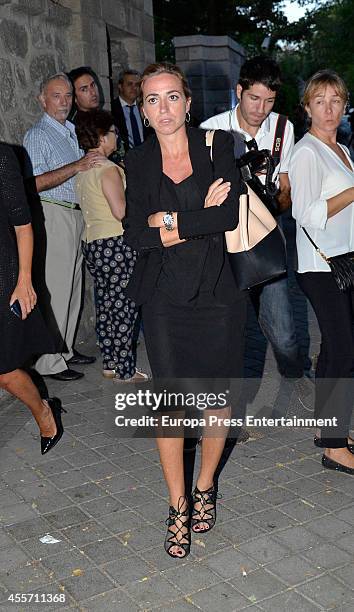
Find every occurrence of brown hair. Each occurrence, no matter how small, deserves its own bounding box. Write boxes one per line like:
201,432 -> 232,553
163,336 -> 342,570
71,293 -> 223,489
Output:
138,62 -> 191,105
75,109 -> 115,152
302,70 -> 349,107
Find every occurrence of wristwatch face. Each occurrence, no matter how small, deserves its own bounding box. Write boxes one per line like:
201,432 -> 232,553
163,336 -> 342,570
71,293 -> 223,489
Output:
163,212 -> 174,230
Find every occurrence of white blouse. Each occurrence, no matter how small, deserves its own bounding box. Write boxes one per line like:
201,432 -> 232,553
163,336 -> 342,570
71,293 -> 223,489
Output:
289,132 -> 354,272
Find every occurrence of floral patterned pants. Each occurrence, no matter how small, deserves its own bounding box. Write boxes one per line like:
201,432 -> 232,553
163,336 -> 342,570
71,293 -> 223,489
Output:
82,236 -> 138,378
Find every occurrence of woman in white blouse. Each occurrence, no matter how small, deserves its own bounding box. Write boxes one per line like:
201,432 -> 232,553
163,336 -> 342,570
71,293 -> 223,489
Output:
289,70 -> 354,475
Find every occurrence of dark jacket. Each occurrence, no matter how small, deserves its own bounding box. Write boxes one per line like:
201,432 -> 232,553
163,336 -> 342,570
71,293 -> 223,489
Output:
111,96 -> 152,152
123,127 -> 245,305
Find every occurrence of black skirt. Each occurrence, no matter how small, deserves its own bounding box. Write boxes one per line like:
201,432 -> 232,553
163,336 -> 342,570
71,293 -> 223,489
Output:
142,289 -> 246,379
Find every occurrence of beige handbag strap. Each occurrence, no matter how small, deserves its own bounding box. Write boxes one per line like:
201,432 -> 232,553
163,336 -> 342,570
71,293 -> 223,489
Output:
205,130 -> 215,162
205,128 -> 277,255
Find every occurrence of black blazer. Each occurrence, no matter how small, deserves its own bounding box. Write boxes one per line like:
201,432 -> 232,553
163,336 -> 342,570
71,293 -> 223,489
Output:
123,127 -> 245,305
111,97 -> 151,152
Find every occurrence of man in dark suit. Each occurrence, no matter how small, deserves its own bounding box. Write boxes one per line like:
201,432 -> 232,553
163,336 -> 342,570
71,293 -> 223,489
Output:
111,69 -> 149,153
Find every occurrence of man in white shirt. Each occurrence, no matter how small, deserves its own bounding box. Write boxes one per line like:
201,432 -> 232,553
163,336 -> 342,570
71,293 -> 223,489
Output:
201,56 -> 304,380
112,69 -> 146,154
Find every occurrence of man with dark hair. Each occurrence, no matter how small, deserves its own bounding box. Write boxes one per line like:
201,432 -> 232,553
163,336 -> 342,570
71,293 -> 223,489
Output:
67,66 -> 101,121
196,56 -> 307,494
238,55 -> 282,95
112,69 -> 148,153
201,55 -> 303,381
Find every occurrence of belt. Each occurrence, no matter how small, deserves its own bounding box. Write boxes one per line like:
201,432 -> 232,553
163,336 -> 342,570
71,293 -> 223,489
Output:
40,197 -> 81,211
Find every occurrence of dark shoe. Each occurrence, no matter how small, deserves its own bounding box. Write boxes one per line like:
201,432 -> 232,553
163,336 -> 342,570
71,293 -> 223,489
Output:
191,485 -> 218,534
164,496 -> 190,559
66,349 -> 96,365
314,436 -> 354,455
322,454 -> 354,475
314,436 -> 326,448
49,369 -> 84,381
41,398 -> 66,455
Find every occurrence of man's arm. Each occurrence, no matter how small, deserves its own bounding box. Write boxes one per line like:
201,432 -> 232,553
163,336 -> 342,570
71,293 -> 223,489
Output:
35,159 -> 81,193
35,152 -> 104,193
23,128 -> 105,194
277,172 -> 291,212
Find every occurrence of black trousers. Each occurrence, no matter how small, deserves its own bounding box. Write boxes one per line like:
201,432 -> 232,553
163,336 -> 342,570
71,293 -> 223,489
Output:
296,271 -> 354,447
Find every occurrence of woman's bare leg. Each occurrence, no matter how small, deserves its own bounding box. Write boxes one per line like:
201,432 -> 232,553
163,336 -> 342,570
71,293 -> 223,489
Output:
194,408 -> 230,530
157,437 -> 185,507
156,436 -> 188,556
0,369 -> 56,437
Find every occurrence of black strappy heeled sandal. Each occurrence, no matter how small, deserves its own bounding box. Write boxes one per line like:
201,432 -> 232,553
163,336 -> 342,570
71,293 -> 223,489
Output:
164,496 -> 190,559
191,484 -> 218,534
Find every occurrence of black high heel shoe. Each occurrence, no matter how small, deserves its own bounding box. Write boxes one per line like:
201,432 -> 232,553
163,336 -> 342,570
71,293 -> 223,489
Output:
41,398 -> 66,455
322,454 -> 354,475
191,484 -> 218,534
314,436 -> 354,455
164,496 -> 190,559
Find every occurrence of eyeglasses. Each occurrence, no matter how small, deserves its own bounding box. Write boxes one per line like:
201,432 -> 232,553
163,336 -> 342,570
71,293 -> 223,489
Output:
108,127 -> 119,136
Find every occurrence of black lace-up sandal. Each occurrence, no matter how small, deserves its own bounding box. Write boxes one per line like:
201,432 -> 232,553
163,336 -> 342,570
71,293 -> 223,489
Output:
164,496 -> 191,559
191,485 -> 218,534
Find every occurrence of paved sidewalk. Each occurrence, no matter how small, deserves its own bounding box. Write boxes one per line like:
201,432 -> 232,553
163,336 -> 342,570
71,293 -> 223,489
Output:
1,339 -> 354,610
1,217 -> 353,611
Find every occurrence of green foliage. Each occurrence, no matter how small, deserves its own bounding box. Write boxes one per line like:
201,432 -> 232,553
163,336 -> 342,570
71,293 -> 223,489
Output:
153,0 -> 354,116
302,0 -> 354,95
153,0 -> 288,60
276,0 -> 354,115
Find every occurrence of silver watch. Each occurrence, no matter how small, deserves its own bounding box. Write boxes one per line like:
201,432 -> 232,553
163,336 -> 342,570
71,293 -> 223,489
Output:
162,211 -> 174,231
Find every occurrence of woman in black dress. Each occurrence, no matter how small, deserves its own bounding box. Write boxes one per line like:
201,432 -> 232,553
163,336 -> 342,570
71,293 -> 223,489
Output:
124,63 -> 246,558
0,144 -> 64,455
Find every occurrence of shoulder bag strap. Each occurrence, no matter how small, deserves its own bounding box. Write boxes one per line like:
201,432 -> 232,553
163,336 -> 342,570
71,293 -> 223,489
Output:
272,114 -> 288,168
301,227 -> 330,263
205,129 -> 215,162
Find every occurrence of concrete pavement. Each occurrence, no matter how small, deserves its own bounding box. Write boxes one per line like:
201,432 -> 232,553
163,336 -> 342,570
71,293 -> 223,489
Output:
0,217 -> 353,611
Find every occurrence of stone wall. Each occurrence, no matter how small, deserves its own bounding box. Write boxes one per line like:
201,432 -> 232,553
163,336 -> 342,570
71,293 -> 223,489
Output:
173,35 -> 245,124
0,0 -> 155,144
0,0 -> 155,351
0,0 -> 71,144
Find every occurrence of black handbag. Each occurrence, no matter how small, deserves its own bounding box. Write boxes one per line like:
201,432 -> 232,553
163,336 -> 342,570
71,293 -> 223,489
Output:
302,228 -> 354,292
205,130 -> 287,290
